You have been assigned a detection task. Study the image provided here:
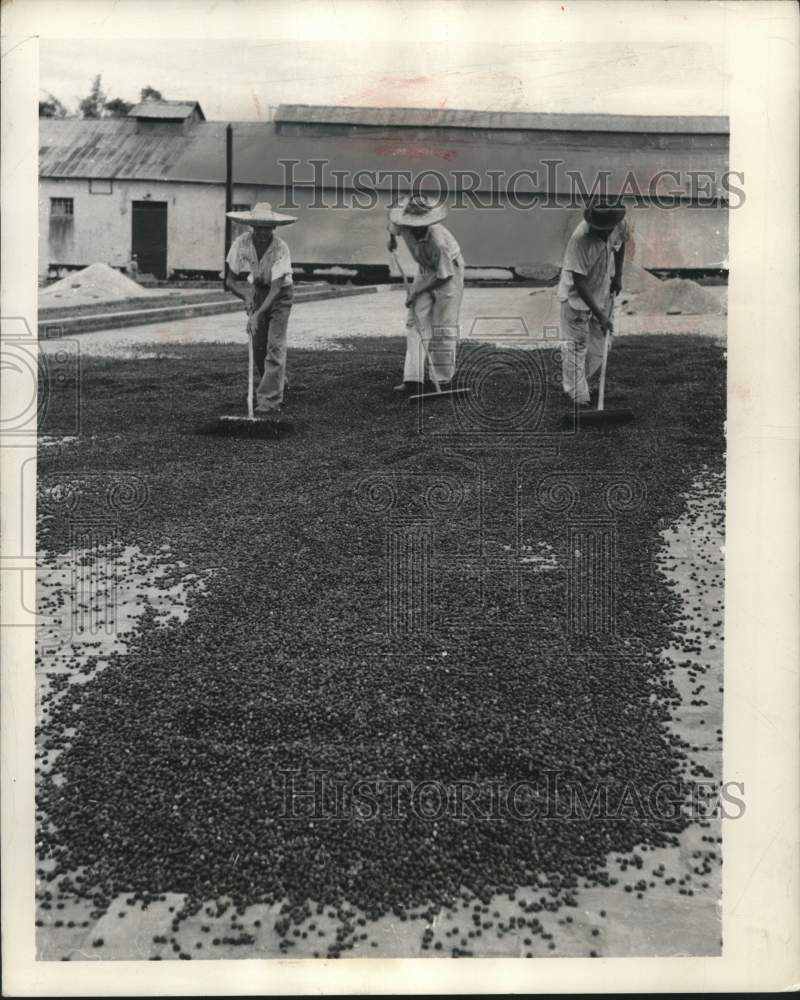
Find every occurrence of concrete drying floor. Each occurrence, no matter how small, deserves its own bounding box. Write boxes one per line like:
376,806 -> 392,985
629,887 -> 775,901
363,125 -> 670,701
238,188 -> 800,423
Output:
36,286 -> 726,959
36,467 -> 724,961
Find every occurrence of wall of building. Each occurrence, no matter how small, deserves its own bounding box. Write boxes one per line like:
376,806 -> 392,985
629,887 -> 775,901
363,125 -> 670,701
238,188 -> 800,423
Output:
39,178 -> 226,276
229,185 -> 729,272
39,177 -> 729,277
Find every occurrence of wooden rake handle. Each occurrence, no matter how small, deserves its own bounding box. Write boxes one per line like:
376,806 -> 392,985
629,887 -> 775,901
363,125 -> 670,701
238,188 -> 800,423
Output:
597,295 -> 616,412
246,315 -> 255,420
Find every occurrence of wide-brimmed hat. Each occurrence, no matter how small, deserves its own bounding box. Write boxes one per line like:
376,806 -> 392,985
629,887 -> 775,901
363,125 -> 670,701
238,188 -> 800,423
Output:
389,195 -> 447,228
583,202 -> 626,231
225,201 -> 297,227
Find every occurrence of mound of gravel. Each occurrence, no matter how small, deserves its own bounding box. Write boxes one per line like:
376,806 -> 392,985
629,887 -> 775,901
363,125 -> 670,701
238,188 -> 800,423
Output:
514,263 -> 561,282
466,268 -> 516,282
40,263 -> 151,307
621,264 -> 661,296
626,277 -> 724,316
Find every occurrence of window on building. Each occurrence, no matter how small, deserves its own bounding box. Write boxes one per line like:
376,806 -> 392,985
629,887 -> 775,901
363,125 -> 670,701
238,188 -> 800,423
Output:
89,179 -> 113,195
50,198 -> 74,217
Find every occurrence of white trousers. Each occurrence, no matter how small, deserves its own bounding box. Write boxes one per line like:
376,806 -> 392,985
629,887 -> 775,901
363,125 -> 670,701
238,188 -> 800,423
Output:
560,301 -> 609,404
402,267 -> 463,384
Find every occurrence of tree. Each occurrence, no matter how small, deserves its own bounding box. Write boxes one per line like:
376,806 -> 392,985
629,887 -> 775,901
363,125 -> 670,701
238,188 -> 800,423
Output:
139,85 -> 163,102
39,93 -> 68,118
79,74 -> 107,119
103,97 -> 134,118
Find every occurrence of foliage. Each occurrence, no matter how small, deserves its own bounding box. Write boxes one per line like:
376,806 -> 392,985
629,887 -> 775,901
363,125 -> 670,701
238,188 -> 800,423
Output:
43,78 -> 165,120
103,97 -> 134,118
39,93 -> 69,118
78,74 -> 106,119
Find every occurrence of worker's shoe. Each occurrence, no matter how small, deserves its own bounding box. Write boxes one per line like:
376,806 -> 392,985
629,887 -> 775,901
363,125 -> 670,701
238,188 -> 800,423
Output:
395,381 -> 423,394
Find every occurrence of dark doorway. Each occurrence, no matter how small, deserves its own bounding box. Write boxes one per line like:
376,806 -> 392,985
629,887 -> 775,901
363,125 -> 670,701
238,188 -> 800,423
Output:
131,201 -> 168,279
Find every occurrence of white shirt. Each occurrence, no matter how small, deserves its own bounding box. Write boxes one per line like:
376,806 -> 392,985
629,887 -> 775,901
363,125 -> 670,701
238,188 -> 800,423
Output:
390,222 -> 464,279
557,220 -> 628,311
226,231 -> 293,287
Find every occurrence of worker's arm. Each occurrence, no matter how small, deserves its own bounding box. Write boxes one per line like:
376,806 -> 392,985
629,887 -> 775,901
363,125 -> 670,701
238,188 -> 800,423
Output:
250,243 -> 293,320
573,272 -> 613,334
407,272 -> 447,306
251,279 -> 285,318
610,243 -> 626,296
225,265 -> 253,308
386,219 -> 401,253
407,240 -> 453,306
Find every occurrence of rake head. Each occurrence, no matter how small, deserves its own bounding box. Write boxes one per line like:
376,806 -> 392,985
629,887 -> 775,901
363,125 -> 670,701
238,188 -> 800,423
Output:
407,386 -> 472,401
197,415 -> 295,439
562,407 -> 635,430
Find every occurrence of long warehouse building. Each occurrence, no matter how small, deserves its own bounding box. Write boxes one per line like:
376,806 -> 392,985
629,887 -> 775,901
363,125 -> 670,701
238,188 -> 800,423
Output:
39,100 -> 730,281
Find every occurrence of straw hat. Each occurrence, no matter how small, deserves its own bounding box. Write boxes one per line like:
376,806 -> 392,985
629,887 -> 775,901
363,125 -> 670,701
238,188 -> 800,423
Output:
389,195 -> 447,228
583,201 -> 626,231
225,201 -> 297,226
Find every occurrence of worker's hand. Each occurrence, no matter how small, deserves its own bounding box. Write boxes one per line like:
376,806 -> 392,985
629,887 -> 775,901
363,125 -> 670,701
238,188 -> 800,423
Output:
405,291 -> 415,309
610,277 -> 622,297
387,234 -> 398,252
599,312 -> 614,336
246,314 -> 256,338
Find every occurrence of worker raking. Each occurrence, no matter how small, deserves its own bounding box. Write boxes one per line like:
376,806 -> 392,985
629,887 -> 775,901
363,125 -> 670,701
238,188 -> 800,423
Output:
198,201 -> 299,439
558,199 -> 635,428
387,195 -> 469,401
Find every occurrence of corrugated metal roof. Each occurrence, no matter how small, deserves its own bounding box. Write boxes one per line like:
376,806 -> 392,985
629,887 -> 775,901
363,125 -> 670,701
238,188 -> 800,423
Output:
39,118 -> 730,199
230,122 -> 730,198
275,104 -> 729,135
39,119 -> 211,181
129,100 -> 205,120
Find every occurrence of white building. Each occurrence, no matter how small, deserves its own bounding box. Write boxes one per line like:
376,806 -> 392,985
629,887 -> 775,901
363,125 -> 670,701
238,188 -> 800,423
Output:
39,101 -> 231,280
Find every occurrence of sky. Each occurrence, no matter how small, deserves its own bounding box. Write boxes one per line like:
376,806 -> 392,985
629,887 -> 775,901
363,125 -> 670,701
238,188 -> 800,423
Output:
40,36 -> 728,122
